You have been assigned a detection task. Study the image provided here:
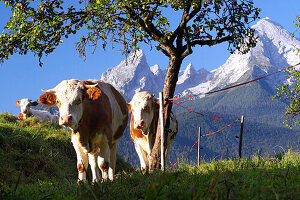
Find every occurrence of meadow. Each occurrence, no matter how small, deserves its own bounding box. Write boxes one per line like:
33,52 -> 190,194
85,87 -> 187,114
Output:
0,113 -> 299,200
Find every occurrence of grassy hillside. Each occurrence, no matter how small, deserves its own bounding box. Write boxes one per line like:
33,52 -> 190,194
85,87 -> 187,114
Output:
0,113 -> 132,186
0,113 -> 299,199
3,152 -> 300,199
0,113 -> 76,186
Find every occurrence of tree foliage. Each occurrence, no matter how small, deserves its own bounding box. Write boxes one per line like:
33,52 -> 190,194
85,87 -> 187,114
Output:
273,16 -> 300,128
0,0 -> 259,66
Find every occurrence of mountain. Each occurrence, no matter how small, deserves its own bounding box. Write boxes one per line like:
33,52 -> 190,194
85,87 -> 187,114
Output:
176,18 -> 300,127
101,17 -> 300,167
176,64 -> 212,94
101,50 -> 213,100
179,17 -> 300,97
102,18 -> 300,99
101,50 -> 164,100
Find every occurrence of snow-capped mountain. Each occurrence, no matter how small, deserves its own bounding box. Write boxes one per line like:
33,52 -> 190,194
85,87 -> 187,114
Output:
101,49 -> 211,99
181,17 -> 300,97
101,17 -> 300,100
101,50 -> 164,99
175,64 -> 212,94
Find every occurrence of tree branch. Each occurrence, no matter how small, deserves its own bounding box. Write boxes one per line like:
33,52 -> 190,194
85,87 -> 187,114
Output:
170,1 -> 203,44
188,35 -> 234,47
121,5 -> 164,42
185,1 -> 203,23
159,46 -> 170,57
181,27 -> 193,59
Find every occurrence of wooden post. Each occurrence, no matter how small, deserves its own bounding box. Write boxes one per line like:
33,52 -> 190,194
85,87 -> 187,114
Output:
238,116 -> 245,160
159,92 -> 165,171
198,127 -> 201,166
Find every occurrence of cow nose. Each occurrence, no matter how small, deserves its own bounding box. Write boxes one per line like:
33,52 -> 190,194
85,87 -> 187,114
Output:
22,109 -> 27,113
60,115 -> 72,125
135,120 -> 145,129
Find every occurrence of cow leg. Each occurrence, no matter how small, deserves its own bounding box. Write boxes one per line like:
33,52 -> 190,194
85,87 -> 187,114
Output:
71,134 -> 88,182
135,143 -> 148,174
98,156 -> 109,181
109,142 -> 117,181
97,136 -> 110,181
88,153 -> 100,183
145,135 -> 153,173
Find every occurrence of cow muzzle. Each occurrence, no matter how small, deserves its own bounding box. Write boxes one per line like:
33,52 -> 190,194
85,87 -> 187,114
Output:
60,114 -> 74,127
134,120 -> 145,130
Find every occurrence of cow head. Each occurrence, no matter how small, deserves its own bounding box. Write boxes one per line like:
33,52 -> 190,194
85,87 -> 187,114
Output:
38,79 -> 101,130
15,98 -> 38,118
128,91 -> 159,133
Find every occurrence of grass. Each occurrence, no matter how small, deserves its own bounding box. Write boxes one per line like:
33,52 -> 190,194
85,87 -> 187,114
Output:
0,113 -> 299,199
0,113 -> 76,186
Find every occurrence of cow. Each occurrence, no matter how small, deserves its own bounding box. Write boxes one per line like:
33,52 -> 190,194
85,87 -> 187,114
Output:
15,98 -> 59,122
38,79 -> 128,182
127,91 -> 178,174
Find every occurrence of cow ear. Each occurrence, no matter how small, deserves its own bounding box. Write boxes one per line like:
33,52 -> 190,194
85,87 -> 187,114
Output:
15,100 -> 21,106
39,92 -> 57,106
31,101 -> 38,106
85,87 -> 101,101
155,100 -> 160,110
81,80 -> 94,85
127,103 -> 132,113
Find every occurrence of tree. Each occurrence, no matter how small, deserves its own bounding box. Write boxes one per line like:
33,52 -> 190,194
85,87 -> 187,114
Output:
0,0 -> 260,170
273,15 -> 300,128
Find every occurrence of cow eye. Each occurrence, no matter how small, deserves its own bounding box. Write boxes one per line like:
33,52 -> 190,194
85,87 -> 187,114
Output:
56,99 -> 61,107
75,99 -> 82,105
144,106 -> 150,112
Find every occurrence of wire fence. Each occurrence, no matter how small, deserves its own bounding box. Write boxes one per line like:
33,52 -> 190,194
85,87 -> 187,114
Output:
168,118 -> 240,170
166,62 -> 300,169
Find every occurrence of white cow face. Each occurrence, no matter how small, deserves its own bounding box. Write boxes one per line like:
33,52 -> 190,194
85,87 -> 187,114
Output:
55,80 -> 85,129
39,79 -> 101,130
15,98 -> 38,116
128,92 -> 158,133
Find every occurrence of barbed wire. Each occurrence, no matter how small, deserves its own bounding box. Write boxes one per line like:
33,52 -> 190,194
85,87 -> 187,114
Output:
170,100 -> 239,121
168,119 -> 240,170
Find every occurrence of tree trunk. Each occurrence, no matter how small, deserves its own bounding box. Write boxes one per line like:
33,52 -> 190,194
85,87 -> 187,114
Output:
150,55 -> 183,170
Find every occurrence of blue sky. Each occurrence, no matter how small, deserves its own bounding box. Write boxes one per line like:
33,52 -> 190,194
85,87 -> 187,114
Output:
0,1 -> 299,115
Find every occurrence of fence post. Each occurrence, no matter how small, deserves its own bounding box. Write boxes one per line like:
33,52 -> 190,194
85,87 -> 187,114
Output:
159,92 -> 165,171
238,115 -> 245,160
198,127 -> 201,166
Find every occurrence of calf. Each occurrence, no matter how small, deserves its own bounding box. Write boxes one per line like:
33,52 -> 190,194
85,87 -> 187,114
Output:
15,98 -> 59,122
38,79 -> 128,182
127,91 -> 178,174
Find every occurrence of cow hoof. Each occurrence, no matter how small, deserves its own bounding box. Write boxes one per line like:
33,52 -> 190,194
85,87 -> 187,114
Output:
77,179 -> 87,185
141,167 -> 147,175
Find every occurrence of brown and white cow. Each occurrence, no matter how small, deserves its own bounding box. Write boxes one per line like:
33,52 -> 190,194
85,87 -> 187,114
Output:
15,98 -> 59,122
127,91 -> 178,174
38,79 -> 128,182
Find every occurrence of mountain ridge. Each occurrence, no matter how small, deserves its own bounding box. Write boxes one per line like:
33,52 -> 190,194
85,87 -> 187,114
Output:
101,17 -> 300,101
